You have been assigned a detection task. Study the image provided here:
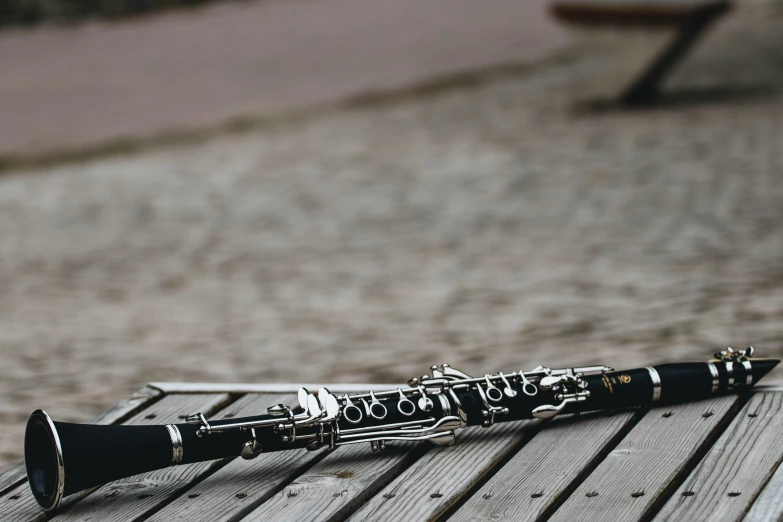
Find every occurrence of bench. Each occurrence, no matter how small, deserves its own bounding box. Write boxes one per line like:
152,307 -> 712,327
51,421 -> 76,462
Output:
2,381 -> 783,521
551,0 -> 731,104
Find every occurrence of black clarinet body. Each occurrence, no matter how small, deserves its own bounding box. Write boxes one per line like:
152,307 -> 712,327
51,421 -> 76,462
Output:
25,347 -> 778,511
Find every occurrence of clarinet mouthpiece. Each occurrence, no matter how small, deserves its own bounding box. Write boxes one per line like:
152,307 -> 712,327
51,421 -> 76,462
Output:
750,358 -> 779,384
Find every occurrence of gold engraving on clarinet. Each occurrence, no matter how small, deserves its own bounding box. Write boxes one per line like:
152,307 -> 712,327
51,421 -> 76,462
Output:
602,374 -> 613,393
619,374 -> 631,384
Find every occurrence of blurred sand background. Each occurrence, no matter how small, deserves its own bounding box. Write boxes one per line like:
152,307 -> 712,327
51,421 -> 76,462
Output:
1,0 -> 783,472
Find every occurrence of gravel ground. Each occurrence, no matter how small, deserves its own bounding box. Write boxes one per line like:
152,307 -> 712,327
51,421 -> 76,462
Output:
2,5 -> 783,471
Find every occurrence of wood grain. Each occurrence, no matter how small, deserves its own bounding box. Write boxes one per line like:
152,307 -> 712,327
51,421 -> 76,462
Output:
51,393 -> 233,522
0,386 -> 161,499
743,458 -> 783,522
654,392 -> 783,522
449,410 -> 639,522
0,467 -> 27,499
346,420 -> 538,522
548,395 -> 741,522
240,440 -> 423,522
89,385 -> 164,424
144,392 -> 328,522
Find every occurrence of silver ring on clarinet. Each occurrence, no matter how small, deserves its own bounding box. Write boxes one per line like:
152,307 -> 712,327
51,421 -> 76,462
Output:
707,362 -> 719,393
646,367 -> 661,403
166,424 -> 184,465
743,360 -> 753,386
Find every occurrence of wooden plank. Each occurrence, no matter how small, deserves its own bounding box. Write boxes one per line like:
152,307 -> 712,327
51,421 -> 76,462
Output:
239,440 -> 424,522
89,385 -> 164,424
653,392 -> 783,522
144,393 -> 328,522
743,456 -> 783,522
149,382 -> 398,394
449,410 -> 639,522
0,467 -> 27,498
0,386 -> 162,499
548,395 -> 742,522
0,393 -> 229,522
346,420 -> 539,522
50,393 -> 233,522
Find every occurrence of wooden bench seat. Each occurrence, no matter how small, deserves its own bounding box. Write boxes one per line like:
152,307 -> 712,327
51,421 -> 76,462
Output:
1,382 -> 782,521
551,0 -> 732,104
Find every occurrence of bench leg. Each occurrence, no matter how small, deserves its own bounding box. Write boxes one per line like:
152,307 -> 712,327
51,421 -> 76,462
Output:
620,3 -> 731,105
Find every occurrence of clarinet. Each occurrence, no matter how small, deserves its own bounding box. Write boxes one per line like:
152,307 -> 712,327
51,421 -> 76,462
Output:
25,347 -> 778,511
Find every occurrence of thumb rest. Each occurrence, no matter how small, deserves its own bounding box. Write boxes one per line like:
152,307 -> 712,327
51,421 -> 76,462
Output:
186,362 -> 612,458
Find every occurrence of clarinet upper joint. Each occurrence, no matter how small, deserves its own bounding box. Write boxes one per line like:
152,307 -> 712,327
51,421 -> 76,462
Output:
185,362 -> 613,455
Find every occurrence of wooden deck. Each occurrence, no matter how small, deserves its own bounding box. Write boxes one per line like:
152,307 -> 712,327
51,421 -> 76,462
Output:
2,383 -> 783,522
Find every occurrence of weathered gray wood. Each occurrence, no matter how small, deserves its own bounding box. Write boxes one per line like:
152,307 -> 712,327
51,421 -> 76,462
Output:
89,385 -> 164,424
48,393 -> 232,522
744,455 -> 783,522
144,393 -> 324,522
549,395 -> 742,522
346,420 -> 538,522
0,386 -> 162,499
654,392 -> 783,522
449,410 -> 639,522
0,467 -> 27,498
240,440 -> 423,522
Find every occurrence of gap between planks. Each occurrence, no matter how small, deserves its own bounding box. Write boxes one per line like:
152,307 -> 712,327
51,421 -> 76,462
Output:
744,457 -> 783,522
345,419 -> 545,522
547,394 -> 746,522
653,392 -> 783,522
447,409 -> 643,522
